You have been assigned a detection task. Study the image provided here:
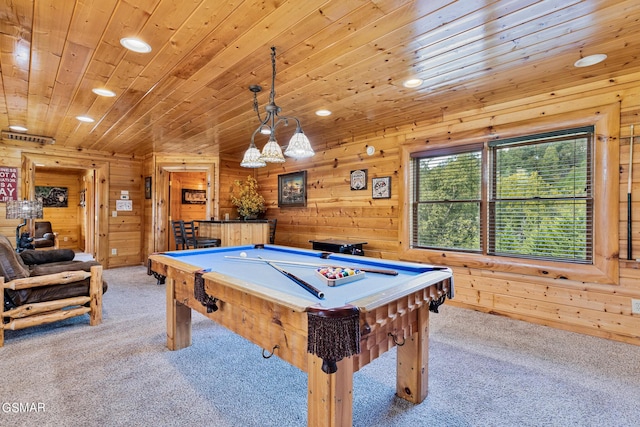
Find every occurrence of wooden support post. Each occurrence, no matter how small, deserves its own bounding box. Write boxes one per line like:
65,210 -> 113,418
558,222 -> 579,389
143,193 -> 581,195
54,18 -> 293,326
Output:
166,277 -> 192,350
89,265 -> 103,326
307,355 -> 353,427
395,302 -> 429,403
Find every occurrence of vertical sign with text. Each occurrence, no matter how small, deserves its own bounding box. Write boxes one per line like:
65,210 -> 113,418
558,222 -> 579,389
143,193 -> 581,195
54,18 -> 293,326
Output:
0,167 -> 18,202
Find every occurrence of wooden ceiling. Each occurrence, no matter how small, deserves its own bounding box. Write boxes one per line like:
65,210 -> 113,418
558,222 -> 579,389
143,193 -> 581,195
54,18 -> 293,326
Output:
1,0 -> 639,158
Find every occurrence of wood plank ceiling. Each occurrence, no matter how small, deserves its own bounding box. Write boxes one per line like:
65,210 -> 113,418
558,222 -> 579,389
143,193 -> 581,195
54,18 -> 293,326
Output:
1,0 -> 639,158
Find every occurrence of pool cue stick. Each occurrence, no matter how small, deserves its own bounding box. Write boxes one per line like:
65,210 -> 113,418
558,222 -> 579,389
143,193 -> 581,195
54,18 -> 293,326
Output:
629,125 -> 636,259
225,255 -> 400,276
256,256 -> 325,299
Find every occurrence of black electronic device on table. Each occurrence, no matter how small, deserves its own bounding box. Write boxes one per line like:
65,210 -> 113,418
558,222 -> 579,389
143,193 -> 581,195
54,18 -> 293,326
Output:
309,238 -> 367,256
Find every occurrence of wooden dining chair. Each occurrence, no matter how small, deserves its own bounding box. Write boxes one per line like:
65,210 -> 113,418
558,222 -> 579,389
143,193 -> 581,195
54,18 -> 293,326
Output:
183,221 -> 221,249
171,220 -> 187,250
268,218 -> 277,244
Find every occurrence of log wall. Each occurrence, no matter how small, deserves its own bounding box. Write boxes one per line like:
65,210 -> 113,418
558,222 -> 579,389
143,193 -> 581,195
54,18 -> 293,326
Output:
1,72 -> 638,345
108,156 -> 144,267
142,155 -> 154,260
0,143 -> 143,268
219,157 -> 260,221
252,73 -> 640,345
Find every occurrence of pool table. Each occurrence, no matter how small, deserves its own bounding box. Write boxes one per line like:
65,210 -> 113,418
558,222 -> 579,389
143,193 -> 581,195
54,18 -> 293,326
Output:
148,244 -> 453,427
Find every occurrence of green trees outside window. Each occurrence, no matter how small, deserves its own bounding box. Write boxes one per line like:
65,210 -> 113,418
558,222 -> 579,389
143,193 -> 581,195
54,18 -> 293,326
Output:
412,127 -> 593,263
414,151 -> 482,252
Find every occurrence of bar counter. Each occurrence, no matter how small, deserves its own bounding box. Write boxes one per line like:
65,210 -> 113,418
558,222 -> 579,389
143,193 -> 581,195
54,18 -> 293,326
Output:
197,220 -> 269,247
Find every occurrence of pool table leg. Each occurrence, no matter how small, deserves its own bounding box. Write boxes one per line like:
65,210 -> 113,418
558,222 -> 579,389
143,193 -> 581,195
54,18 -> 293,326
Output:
395,302 -> 429,403
307,354 -> 354,427
166,277 -> 192,350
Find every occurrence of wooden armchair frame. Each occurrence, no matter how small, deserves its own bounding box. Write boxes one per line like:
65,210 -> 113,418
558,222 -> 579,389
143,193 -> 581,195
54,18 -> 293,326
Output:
1,265 -> 103,346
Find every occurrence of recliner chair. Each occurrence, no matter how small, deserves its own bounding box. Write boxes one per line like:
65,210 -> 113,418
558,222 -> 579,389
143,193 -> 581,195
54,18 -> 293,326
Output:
33,221 -> 58,249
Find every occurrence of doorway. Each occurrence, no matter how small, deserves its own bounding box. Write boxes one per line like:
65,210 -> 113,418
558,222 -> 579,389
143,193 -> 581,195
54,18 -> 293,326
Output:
168,171 -> 208,251
21,153 -> 109,265
153,161 -> 217,254
34,167 -> 94,252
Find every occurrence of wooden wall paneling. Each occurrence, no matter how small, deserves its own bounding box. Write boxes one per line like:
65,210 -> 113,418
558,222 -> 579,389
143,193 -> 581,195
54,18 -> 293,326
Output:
156,167 -> 170,253
619,262 -> 640,291
255,134 -> 402,259
108,158 -> 143,267
247,76 -> 640,344
408,109 -> 636,344
220,156 -> 257,221
142,155 -> 155,260
14,149 -> 111,266
619,106 -> 640,262
77,170 -> 92,252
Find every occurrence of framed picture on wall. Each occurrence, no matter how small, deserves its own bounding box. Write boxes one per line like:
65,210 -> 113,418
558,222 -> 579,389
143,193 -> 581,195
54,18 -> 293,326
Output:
35,186 -> 68,207
278,171 -> 307,207
372,176 -> 391,199
350,169 -> 367,190
182,189 -> 206,204
145,176 -> 152,199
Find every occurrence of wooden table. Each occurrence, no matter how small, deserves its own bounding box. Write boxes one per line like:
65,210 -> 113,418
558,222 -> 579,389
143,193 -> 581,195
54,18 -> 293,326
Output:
148,244 -> 453,427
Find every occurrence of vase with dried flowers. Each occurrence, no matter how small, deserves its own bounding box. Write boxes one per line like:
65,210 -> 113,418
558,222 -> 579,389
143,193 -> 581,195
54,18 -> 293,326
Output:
231,175 -> 266,220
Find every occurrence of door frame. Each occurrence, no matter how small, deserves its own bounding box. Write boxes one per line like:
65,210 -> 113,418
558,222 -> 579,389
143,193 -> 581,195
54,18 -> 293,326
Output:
21,153 -> 109,265
153,161 -> 217,253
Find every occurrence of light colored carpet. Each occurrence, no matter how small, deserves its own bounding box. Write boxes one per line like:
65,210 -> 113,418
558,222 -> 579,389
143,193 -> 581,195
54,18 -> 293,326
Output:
2,265 -> 639,427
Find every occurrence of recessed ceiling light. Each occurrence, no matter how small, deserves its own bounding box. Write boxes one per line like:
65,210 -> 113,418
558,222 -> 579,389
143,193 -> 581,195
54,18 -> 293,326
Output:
9,125 -> 28,132
120,37 -> 152,53
315,109 -> 332,116
76,115 -> 95,123
403,78 -> 423,88
574,54 -> 607,67
92,88 -> 116,97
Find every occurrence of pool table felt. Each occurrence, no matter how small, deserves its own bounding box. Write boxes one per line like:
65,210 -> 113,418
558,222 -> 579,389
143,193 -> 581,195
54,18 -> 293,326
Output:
163,245 -> 452,310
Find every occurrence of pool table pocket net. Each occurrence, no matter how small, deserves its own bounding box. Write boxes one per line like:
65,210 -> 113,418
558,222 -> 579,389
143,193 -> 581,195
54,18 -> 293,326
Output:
307,306 -> 361,374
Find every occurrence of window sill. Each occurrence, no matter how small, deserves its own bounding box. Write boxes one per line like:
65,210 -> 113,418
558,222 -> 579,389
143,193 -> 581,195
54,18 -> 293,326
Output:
400,247 -> 619,285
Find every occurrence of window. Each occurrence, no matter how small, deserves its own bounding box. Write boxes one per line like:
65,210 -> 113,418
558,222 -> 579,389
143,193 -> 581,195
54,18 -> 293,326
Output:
412,145 -> 483,252
489,128 -> 593,262
411,127 -> 594,264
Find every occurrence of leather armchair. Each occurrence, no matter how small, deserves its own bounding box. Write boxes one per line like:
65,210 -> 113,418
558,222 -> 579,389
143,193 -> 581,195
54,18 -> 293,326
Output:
33,221 -> 58,249
0,235 -> 107,346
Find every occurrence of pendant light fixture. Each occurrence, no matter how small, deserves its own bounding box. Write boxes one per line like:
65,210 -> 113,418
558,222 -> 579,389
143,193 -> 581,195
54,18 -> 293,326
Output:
241,46 -> 315,168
